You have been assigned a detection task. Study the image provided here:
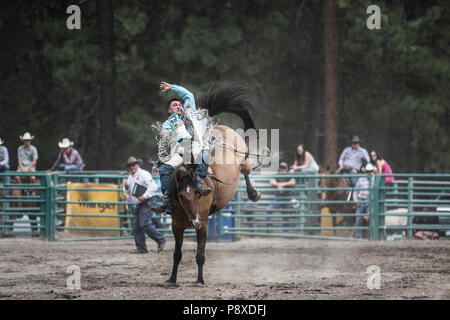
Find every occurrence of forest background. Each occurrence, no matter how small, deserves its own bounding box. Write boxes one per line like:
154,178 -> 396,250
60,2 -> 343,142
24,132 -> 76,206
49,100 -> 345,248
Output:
0,0 -> 448,173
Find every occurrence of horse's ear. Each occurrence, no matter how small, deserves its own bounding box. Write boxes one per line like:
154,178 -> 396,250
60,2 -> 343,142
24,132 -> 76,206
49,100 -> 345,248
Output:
174,170 -> 182,190
188,167 -> 195,179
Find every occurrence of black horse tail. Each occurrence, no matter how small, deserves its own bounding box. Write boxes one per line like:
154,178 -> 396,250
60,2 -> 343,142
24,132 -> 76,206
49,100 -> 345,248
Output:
198,84 -> 256,131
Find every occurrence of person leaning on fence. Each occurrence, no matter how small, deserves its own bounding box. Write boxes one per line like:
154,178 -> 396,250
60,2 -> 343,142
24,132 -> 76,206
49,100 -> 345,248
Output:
370,150 -> 394,186
337,136 -> 370,187
0,137 -> 10,183
49,138 -> 84,172
353,163 -> 376,239
123,157 -> 166,254
267,162 -> 295,232
291,144 -> 319,186
151,165 -> 164,206
16,132 -> 38,183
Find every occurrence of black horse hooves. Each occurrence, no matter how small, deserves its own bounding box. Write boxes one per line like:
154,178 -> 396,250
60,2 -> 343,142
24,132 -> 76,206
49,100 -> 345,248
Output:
248,190 -> 261,202
165,279 -> 178,286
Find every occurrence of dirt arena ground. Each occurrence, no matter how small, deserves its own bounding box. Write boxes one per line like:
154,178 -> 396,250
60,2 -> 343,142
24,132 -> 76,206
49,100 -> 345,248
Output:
0,237 -> 449,300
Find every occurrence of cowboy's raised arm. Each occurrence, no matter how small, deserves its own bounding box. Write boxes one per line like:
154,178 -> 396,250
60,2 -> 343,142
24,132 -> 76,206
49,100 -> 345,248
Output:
160,81 -> 196,110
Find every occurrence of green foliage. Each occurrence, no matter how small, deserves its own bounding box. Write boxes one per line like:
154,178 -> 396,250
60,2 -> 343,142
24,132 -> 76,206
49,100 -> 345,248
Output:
0,0 -> 448,172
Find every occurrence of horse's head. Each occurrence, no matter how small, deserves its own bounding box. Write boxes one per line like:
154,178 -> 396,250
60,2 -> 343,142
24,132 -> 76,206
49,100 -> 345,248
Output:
318,166 -> 332,201
318,166 -> 331,187
169,167 -> 203,230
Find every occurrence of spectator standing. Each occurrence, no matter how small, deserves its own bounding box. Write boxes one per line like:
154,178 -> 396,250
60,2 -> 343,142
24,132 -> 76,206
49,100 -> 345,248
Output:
150,165 -> 165,229
267,162 -> 295,231
151,165 -> 163,196
291,144 -> 319,185
370,150 -> 394,186
0,137 -> 9,173
49,138 -> 84,172
123,157 -> 166,254
337,136 -> 370,187
353,163 -> 376,239
17,132 -> 38,183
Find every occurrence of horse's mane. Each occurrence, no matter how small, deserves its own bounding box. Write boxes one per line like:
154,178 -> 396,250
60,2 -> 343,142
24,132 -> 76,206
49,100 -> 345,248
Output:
168,166 -> 197,198
198,84 -> 256,131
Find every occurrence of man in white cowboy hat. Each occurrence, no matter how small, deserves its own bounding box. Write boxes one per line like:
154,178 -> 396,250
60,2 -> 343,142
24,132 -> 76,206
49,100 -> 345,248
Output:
49,138 -> 84,172
122,156 -> 166,253
17,132 -> 38,182
0,137 -> 10,182
352,163 -> 376,239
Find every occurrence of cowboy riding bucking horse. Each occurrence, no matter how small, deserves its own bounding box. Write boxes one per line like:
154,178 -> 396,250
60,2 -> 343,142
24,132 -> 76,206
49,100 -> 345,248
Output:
153,81 -> 213,214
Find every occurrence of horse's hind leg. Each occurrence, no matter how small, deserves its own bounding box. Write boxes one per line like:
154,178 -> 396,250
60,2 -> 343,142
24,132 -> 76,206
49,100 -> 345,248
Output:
167,228 -> 184,284
195,224 -> 207,285
243,175 -> 261,202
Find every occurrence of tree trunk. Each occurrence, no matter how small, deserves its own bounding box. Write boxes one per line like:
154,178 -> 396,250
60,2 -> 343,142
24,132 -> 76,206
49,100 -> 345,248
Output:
304,0 -> 323,162
323,0 -> 338,171
97,0 -> 117,169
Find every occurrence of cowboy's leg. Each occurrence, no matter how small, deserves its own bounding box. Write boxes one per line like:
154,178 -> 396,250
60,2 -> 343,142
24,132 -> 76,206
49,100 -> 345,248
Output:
153,164 -> 174,213
193,150 -> 211,196
159,164 -> 174,196
342,168 -> 357,187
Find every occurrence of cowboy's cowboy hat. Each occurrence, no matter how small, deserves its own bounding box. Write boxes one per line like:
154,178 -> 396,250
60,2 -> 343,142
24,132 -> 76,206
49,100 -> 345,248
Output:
20,132 -> 34,141
0,138 -> 4,145
58,138 -> 74,149
126,156 -> 144,167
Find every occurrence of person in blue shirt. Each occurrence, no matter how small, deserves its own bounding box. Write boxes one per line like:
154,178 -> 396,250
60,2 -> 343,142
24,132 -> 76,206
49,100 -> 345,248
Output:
154,81 -> 211,214
337,136 -> 370,187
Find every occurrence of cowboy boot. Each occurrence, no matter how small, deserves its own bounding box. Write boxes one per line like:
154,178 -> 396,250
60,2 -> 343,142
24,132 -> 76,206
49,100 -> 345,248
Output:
152,194 -> 173,215
196,178 -> 211,196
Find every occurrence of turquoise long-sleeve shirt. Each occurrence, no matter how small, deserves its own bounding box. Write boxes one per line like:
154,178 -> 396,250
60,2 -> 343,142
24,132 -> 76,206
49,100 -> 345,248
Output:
162,84 -> 196,131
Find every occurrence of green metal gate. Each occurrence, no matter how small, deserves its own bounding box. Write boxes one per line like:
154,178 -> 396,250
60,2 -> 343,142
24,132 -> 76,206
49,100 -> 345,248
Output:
220,173 -> 450,240
1,171 -> 450,241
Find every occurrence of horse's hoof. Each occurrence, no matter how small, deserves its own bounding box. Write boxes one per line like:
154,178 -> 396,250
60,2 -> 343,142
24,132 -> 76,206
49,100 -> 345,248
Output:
165,279 -> 178,286
248,190 -> 261,202
195,280 -> 205,286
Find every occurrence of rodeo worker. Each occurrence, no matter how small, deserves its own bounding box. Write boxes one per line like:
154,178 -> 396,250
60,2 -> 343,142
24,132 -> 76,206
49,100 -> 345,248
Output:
153,81 -> 211,214
123,157 -> 166,254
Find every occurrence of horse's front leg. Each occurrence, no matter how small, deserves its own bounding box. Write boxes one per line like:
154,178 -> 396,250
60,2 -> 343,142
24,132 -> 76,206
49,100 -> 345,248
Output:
167,227 -> 184,284
195,223 -> 207,285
